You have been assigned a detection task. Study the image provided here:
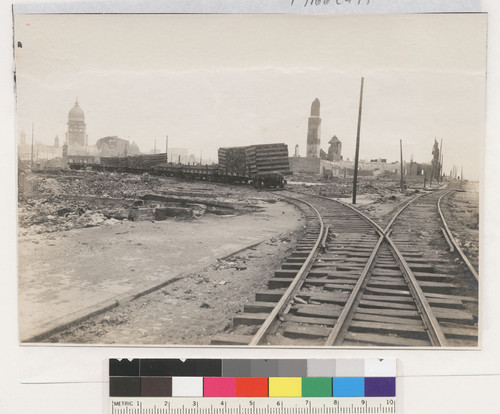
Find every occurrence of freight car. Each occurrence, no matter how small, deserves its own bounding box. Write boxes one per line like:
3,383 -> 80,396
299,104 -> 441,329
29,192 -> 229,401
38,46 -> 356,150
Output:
67,155 -> 95,169
66,143 -> 290,188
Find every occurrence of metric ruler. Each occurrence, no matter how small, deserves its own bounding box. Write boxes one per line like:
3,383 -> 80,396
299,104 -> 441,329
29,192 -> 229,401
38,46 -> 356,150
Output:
108,359 -> 400,414
110,397 -> 398,414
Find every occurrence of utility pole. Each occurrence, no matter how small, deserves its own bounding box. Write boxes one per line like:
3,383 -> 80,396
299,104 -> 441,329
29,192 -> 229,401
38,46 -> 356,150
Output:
200,149 -> 203,165
400,139 -> 404,192
441,154 -> 444,180
154,138 -> 156,155
30,121 -> 34,167
461,166 -> 463,180
165,135 -> 168,160
352,77 -> 364,205
438,138 -> 443,183
440,151 -> 444,183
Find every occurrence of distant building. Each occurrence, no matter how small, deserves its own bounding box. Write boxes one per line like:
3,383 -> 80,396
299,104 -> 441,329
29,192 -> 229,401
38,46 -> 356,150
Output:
96,136 -> 133,157
327,135 -> 342,161
166,148 -> 189,164
17,130 -> 63,162
54,135 -> 59,147
66,98 -> 88,155
128,141 -> 141,156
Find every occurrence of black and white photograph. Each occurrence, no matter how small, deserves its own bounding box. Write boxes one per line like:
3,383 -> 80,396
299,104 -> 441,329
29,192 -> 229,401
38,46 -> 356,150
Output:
15,13 -> 484,347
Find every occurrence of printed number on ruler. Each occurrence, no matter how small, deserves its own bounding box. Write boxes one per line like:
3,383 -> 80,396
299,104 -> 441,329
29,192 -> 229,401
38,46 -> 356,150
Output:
110,397 -> 397,414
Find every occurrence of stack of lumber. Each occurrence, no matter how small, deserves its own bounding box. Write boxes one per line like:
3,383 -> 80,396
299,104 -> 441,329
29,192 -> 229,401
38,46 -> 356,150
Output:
101,157 -> 127,169
218,143 -> 289,178
218,146 -> 248,176
127,153 -> 169,169
246,143 -> 290,176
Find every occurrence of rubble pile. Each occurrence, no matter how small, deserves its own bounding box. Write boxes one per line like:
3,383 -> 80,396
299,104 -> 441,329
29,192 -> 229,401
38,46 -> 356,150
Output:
17,171 -> 265,236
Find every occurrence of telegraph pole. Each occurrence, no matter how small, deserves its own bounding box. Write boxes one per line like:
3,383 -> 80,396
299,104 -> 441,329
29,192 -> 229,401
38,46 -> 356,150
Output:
352,77 -> 364,205
30,121 -> 34,167
439,138 -> 443,183
400,139 -> 404,192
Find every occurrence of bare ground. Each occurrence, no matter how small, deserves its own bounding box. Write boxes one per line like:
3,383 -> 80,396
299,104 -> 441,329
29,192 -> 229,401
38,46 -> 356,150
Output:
18,171 -> 479,345
440,180 -> 480,271
46,229 -> 303,345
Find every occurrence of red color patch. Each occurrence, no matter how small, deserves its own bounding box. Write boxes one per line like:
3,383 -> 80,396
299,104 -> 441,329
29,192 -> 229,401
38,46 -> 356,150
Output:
235,377 -> 268,397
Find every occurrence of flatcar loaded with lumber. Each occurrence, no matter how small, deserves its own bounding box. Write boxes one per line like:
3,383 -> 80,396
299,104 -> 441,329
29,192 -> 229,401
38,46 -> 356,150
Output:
67,143 -> 290,188
218,143 -> 290,188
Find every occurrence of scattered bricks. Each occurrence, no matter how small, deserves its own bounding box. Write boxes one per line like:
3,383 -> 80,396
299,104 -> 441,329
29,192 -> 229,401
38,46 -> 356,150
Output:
128,207 -> 155,221
154,206 -> 193,220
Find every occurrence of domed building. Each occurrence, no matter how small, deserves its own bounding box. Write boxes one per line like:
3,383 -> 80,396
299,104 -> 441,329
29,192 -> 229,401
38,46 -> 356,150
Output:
128,141 -> 141,156
66,98 -> 87,149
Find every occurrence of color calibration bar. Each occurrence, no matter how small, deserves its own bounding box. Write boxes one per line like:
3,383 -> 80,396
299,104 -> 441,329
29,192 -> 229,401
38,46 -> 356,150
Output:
109,359 -> 397,398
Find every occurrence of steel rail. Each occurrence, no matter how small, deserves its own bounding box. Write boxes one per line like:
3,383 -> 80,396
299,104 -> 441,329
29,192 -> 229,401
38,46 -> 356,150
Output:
324,234 -> 385,345
380,191 -> 448,346
285,188 -> 385,235
304,189 -> 448,346
323,192 -> 426,345
273,189 -> 449,346
384,236 -> 448,346
438,190 -> 479,281
248,194 -> 325,346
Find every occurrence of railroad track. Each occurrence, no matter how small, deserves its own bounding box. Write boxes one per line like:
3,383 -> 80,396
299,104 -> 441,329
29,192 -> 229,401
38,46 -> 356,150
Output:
212,185 -> 478,347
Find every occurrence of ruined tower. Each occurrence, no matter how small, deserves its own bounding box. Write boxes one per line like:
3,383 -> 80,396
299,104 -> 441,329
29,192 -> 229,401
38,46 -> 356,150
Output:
67,98 -> 86,148
327,135 -> 342,161
306,98 -> 321,158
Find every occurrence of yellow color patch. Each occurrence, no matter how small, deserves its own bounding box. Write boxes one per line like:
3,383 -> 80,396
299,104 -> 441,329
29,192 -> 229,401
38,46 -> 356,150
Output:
268,377 -> 302,397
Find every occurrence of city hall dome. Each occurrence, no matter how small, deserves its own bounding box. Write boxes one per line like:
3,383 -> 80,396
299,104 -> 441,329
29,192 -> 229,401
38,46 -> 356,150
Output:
68,98 -> 85,122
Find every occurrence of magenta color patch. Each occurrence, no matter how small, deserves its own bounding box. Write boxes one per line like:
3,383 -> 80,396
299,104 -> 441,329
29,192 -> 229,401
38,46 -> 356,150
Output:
203,377 -> 236,397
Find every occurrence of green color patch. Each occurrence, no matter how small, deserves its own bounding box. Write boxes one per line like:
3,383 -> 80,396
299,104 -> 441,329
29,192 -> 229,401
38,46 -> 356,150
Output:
301,377 -> 333,397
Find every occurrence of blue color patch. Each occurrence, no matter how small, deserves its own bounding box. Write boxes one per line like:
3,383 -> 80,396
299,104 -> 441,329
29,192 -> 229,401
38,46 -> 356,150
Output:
332,377 -> 365,397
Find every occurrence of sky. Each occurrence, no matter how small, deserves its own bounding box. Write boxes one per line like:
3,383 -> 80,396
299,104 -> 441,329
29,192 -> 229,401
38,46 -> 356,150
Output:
13,13 -> 486,179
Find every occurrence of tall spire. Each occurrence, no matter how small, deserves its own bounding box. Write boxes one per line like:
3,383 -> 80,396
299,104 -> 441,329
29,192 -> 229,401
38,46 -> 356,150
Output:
306,98 -> 321,158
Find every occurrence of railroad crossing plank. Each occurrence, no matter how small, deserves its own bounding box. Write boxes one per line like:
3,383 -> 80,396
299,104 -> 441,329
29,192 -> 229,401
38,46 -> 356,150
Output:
358,299 -> 417,311
412,272 -> 454,280
274,270 -> 298,278
283,324 -> 330,339
294,304 -> 342,318
324,284 -> 356,291
441,325 -> 478,338
244,302 -> 276,313
268,278 -> 294,288
353,313 -> 423,326
367,279 -> 408,289
255,290 -> 286,302
365,286 -> 411,296
285,315 -> 336,326
426,297 -> 463,308
356,307 -> 420,318
307,271 -> 358,278
432,308 -> 475,324
233,313 -> 268,326
343,332 -> 430,347
362,294 -> 414,303
349,320 -> 427,335
297,292 -> 349,304
210,334 -> 252,345
425,291 -> 478,303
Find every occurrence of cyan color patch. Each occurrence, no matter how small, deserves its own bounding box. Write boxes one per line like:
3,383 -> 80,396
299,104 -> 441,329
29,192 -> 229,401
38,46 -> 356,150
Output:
332,377 -> 365,397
